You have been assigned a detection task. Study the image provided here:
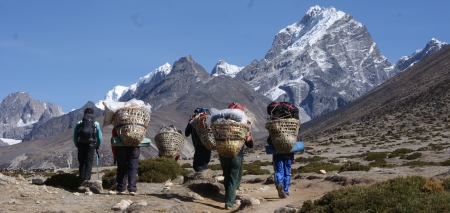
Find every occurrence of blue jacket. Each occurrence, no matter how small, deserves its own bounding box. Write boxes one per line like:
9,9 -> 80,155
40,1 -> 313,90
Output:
73,120 -> 103,148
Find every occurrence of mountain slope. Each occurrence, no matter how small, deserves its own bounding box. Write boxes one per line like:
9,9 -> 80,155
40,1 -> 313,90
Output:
300,45 -> 450,137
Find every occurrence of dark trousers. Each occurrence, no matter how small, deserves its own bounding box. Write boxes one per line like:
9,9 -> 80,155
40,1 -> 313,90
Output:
273,158 -> 293,195
77,143 -> 96,181
193,145 -> 211,172
116,146 -> 140,192
219,155 -> 243,207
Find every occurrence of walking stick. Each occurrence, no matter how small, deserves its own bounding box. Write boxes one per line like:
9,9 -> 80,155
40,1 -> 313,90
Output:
96,149 -> 100,180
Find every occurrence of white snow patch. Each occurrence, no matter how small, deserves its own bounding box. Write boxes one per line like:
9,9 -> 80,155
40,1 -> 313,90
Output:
0,138 -> 22,145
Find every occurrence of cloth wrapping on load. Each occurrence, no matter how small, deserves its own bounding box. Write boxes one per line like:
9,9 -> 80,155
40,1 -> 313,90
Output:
103,99 -> 152,146
208,109 -> 250,158
265,118 -> 301,152
265,142 -> 304,154
111,136 -> 151,147
154,125 -> 185,158
190,113 -> 216,151
206,109 -> 248,125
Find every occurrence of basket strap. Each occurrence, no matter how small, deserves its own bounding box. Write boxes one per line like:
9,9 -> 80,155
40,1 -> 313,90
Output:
115,123 -> 146,129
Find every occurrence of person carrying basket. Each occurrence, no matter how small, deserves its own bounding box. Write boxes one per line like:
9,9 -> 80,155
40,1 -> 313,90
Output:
185,108 -> 212,172
217,102 -> 254,210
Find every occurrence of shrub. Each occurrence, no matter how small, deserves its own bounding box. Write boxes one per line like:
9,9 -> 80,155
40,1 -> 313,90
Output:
339,161 -> 370,172
362,152 -> 388,161
181,163 -> 191,168
299,176 -> 450,213
295,156 -> 326,163
207,164 -> 222,170
102,169 -> 117,189
44,173 -> 80,190
243,163 -> 270,175
294,162 -> 340,173
388,148 -> 413,158
138,158 -> 190,183
405,152 -> 423,160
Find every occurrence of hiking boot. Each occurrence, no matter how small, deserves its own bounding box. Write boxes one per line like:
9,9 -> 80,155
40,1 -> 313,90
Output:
117,191 -> 127,195
277,183 -> 286,199
225,204 -> 238,210
129,191 -> 137,196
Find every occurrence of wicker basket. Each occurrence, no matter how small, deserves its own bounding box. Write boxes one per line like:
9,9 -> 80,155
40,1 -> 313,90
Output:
192,115 -> 216,151
211,122 -> 250,158
154,131 -> 185,158
112,107 -> 151,146
265,118 -> 301,152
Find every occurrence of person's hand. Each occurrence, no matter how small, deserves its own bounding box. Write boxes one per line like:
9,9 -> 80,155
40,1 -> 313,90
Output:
293,160 -> 295,164
189,113 -> 195,121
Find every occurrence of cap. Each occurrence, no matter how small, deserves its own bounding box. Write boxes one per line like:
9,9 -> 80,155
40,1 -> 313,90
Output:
227,102 -> 244,111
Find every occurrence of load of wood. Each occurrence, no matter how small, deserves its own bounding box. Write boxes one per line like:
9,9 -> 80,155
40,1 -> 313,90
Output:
265,118 -> 300,152
154,125 -> 184,158
103,99 -> 152,146
190,112 -> 216,151
206,109 -> 250,158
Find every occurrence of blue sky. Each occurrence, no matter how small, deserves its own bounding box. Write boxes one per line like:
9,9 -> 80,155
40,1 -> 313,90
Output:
1,0 -> 449,113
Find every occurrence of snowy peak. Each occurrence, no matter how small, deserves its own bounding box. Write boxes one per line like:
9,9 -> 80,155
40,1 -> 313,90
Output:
211,60 -> 243,78
394,38 -> 448,72
281,6 -> 347,53
95,63 -> 171,109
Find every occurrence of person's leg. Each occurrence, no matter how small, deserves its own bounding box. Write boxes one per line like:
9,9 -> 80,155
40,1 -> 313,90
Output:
115,147 -> 128,192
127,147 -> 140,192
225,156 -> 243,208
193,145 -> 211,172
284,158 -> 293,195
219,156 -> 233,208
77,144 -> 87,182
83,144 -> 95,181
273,157 -> 286,198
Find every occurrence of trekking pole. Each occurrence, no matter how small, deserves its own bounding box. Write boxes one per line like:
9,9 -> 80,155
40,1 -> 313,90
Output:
96,149 -> 100,180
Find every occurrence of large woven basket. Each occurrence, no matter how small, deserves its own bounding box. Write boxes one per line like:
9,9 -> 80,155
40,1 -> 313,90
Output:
112,107 -> 151,146
192,115 -> 216,151
265,118 -> 301,152
211,122 -> 250,158
154,131 -> 185,158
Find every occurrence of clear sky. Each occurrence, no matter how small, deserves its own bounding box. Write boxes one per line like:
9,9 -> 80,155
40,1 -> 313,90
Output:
1,0 -> 449,113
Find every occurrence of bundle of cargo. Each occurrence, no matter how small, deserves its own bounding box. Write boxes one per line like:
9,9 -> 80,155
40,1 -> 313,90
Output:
191,112 -> 216,151
265,118 -> 301,152
154,125 -> 184,158
206,109 -> 250,158
103,99 -> 152,146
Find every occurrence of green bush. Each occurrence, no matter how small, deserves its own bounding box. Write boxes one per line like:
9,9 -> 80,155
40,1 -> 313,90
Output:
138,158 -> 190,183
405,152 -> 423,160
339,161 -> 370,172
101,169 -> 117,189
243,163 -> 270,175
299,176 -> 450,213
362,152 -> 388,161
294,162 -> 340,173
295,156 -> 327,163
181,163 -> 191,168
388,148 -> 414,158
442,178 -> 450,191
207,164 -> 222,170
44,173 -> 81,190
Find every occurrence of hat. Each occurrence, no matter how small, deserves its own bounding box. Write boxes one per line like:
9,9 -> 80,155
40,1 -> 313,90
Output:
227,102 -> 244,111
194,108 -> 211,115
84,108 -> 94,114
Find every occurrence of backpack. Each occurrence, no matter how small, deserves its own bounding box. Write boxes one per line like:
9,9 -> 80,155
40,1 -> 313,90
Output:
267,102 -> 299,120
78,114 -> 97,143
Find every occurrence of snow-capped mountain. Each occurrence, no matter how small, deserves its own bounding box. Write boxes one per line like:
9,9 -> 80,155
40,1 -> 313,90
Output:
236,5 -> 393,122
0,92 -> 63,140
211,60 -> 244,78
95,63 -> 171,109
393,38 -> 448,72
